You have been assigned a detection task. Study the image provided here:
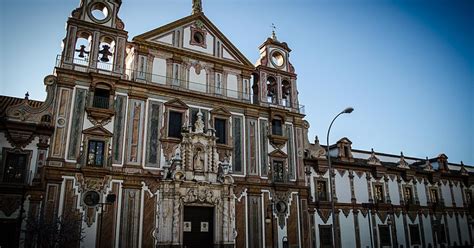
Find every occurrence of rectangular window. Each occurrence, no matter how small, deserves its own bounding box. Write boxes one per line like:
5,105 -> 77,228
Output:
215,73 -> 222,95
273,160 -> 284,182
3,152 -> 28,183
409,224 -> 421,245
404,186 -> 413,204
87,140 -> 105,167
430,189 -> 439,204
215,118 -> 226,144
168,111 -> 183,138
319,225 -> 333,248
271,119 -> 282,136
374,184 -> 385,203
137,55 -> 147,79
232,116 -> 243,173
92,88 -> 110,109
316,180 -> 328,201
379,225 -> 391,246
172,64 -> 180,86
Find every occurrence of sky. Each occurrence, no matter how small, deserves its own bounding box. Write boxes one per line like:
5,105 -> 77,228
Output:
0,0 -> 473,165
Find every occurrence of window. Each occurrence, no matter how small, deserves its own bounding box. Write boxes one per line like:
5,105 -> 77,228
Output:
92,88 -> 110,109
272,119 -> 282,136
379,225 -> 391,246
214,118 -> 226,144
409,224 -> 421,245
215,73 -> 222,95
374,184 -> 385,203
172,64 -> 180,86
316,180 -> 328,201
430,189 -> 439,204
437,224 -> 446,243
343,146 -> 350,158
319,225 -> 333,248
273,160 -> 284,182
87,140 -> 105,166
404,186 -> 413,204
168,111 -> 183,138
3,152 -> 28,183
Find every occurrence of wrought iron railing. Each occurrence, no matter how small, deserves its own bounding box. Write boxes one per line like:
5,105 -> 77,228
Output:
56,55 -> 306,114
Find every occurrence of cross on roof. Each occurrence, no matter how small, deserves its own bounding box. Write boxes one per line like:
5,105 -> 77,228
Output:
271,23 -> 277,40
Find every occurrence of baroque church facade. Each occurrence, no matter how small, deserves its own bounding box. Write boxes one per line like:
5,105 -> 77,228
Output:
0,0 -> 472,247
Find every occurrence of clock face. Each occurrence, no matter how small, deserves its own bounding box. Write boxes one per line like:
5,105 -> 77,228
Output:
270,50 -> 285,67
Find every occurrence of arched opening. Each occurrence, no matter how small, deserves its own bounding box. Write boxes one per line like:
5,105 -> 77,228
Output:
266,76 -> 277,104
74,31 -> 92,65
281,80 -> 291,107
251,72 -> 259,104
97,36 -> 115,71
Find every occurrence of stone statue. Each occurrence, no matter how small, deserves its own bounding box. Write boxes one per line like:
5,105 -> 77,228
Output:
192,0 -> 202,15
193,148 -> 204,170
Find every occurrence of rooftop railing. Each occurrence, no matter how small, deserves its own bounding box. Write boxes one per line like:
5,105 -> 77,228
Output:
56,55 -> 305,114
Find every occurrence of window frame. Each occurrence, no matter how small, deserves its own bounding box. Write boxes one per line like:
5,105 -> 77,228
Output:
403,185 -> 414,204
373,183 -> 385,203
378,225 -> 391,247
409,224 -> 421,245
318,224 -> 333,248
314,178 -> 329,202
214,117 -> 227,144
87,140 -> 106,167
168,110 -> 184,139
1,148 -> 32,184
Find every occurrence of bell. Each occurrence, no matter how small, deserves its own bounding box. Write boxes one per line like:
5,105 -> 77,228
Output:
99,44 -> 112,62
75,45 -> 89,58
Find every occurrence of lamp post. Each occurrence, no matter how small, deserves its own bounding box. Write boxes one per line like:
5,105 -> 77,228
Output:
326,107 -> 354,248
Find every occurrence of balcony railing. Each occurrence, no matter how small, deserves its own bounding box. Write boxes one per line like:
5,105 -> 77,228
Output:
56,55 -> 306,114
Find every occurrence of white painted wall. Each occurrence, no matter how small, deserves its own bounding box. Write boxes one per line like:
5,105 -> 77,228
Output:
388,179 -> 400,205
447,215 -> 460,246
459,214 -> 470,246
151,57 -> 167,84
452,184 -> 464,207
358,214 -> 371,248
188,66 -> 207,92
182,26 -> 214,55
441,182 -> 452,207
422,215 -> 433,247
417,180 -> 428,206
335,171 -> 351,203
340,212 -> 356,248
395,215 -> 406,247
226,74 -> 238,98
354,173 -> 369,203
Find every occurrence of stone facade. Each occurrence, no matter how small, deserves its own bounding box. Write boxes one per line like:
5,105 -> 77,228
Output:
0,1 -> 473,248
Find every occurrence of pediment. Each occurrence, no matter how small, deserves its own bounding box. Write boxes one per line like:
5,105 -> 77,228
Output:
269,149 -> 287,158
164,98 -> 189,110
133,13 -> 253,67
83,126 -> 113,137
210,107 -> 231,117
337,137 -> 352,145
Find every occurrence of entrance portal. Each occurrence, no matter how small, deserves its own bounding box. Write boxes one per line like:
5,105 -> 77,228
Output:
183,206 -> 214,248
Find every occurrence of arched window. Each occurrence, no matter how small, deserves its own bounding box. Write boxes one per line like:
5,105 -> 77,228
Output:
97,36 -> 115,71
281,80 -> 291,107
266,76 -> 277,104
74,31 -> 92,65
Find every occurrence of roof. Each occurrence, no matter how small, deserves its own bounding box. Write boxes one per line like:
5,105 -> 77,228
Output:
0,95 -> 44,116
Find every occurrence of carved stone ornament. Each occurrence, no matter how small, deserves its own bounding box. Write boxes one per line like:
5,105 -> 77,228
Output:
367,148 -> 381,166
397,152 -> 410,169
0,195 -> 22,217
318,208 -> 332,224
182,187 -> 220,205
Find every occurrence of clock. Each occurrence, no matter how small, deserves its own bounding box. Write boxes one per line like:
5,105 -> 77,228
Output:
270,50 -> 285,68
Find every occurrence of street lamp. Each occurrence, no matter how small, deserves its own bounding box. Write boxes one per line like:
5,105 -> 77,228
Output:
326,107 -> 354,248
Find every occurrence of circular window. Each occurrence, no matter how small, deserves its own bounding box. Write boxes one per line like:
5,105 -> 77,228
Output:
88,2 -> 111,23
275,201 -> 287,214
270,50 -> 285,67
193,31 -> 204,44
83,191 -> 100,207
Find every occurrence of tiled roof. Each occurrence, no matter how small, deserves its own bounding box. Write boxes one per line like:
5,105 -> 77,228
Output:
0,95 -> 44,116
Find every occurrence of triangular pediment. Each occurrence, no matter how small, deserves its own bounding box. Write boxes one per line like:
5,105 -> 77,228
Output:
269,149 -> 287,158
83,126 -> 113,137
337,137 -> 352,145
210,107 -> 231,117
164,98 -> 189,109
133,13 -> 253,67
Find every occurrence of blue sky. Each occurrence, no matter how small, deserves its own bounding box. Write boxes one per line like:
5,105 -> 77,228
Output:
1,0 -> 472,165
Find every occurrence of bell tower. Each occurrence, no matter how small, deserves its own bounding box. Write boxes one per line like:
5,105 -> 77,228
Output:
253,29 -> 300,112
59,0 -> 128,76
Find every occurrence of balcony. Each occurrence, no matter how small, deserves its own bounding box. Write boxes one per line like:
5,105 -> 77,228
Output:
56,55 -> 305,114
